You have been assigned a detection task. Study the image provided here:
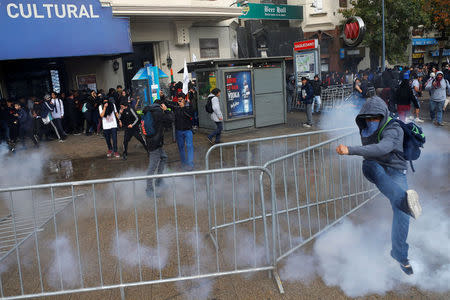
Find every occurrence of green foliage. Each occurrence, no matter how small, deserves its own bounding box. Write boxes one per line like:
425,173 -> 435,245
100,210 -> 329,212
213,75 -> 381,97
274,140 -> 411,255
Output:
341,0 -> 428,63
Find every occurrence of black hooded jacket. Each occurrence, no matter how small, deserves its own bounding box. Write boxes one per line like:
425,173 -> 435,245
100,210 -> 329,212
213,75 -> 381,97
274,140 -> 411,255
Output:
173,105 -> 194,131
143,104 -> 174,151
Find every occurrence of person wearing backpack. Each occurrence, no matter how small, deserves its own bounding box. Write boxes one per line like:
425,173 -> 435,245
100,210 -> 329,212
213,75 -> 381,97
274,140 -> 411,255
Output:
118,100 -> 147,160
425,71 -> 450,126
206,88 -> 223,144
143,101 -> 174,197
336,96 -> 422,276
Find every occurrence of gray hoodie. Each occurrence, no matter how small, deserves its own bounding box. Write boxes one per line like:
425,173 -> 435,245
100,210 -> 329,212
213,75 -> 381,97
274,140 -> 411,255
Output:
425,71 -> 450,102
348,96 -> 407,170
208,93 -> 223,122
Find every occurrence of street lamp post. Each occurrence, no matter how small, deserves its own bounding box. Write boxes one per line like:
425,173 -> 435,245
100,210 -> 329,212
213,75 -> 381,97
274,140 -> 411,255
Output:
382,0 -> 385,71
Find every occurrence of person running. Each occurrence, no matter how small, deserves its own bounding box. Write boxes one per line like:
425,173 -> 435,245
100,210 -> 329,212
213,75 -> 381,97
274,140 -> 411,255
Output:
99,98 -> 120,158
207,88 -> 223,144
336,96 -> 422,275
118,100 -> 147,160
51,92 -> 67,140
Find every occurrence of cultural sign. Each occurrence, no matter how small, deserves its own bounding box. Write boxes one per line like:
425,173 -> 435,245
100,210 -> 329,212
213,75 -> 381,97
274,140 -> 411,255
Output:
225,71 -> 253,119
0,0 -> 132,60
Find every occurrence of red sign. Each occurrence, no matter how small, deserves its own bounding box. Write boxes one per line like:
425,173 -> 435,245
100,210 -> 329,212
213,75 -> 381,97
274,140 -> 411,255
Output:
294,39 -> 318,51
345,22 -> 360,40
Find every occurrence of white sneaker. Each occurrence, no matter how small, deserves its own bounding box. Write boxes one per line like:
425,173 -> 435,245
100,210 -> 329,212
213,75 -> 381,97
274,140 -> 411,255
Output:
303,123 -> 312,128
406,190 -> 421,219
414,118 -> 424,123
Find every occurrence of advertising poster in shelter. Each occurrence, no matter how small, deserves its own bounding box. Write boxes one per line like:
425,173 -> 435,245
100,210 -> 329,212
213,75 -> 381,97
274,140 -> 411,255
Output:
225,71 -> 253,119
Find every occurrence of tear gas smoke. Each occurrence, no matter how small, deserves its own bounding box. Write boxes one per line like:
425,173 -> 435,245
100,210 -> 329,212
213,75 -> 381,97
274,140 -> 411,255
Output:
48,236 -> 80,288
112,225 -> 173,270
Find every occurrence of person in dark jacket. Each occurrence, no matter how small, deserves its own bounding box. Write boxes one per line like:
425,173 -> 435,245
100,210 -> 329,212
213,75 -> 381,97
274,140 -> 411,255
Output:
298,77 -> 314,127
144,101 -> 174,197
5,99 -> 19,151
286,75 -> 295,113
336,96 -> 422,275
84,90 -> 96,135
15,101 -> 37,148
394,79 -> 419,122
311,75 -> 322,113
173,94 -> 195,171
118,100 -> 147,160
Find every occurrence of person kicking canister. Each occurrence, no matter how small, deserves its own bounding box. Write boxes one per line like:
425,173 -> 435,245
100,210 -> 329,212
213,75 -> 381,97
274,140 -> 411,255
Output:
336,96 -> 422,275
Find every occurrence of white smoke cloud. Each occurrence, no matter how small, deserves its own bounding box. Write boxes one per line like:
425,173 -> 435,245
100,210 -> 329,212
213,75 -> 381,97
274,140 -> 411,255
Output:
47,236 -> 80,289
112,225 -> 173,270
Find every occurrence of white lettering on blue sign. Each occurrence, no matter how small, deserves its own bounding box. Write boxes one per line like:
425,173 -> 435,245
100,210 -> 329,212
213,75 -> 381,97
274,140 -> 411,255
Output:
6,3 -> 100,19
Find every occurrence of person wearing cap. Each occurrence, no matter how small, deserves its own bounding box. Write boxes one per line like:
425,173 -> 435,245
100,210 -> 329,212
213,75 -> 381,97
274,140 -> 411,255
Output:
298,77 -> 314,128
425,71 -> 450,126
336,96 -> 422,275
118,100 -> 147,160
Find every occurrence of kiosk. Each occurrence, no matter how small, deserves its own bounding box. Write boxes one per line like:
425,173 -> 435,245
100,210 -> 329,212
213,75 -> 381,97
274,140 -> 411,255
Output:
132,64 -> 169,110
185,57 -> 288,131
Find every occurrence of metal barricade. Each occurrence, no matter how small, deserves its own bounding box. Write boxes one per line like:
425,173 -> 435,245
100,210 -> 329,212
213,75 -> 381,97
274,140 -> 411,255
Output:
292,84 -> 353,112
205,128 -> 354,171
0,167 -> 275,299
261,131 -> 379,291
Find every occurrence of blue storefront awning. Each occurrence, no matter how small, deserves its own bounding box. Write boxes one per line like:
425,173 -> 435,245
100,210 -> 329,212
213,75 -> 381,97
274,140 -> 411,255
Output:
431,49 -> 450,57
412,38 -> 438,46
0,0 -> 132,60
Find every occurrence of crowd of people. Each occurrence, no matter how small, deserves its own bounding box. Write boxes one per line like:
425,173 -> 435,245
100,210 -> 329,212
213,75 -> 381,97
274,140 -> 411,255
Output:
291,63 -> 450,127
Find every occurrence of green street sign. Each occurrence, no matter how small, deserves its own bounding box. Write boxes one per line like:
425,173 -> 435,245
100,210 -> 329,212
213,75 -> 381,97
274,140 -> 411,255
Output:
239,3 -> 303,20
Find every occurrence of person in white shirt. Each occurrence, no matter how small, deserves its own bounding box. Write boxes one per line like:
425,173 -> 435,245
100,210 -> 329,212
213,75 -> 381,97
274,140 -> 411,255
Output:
207,88 -> 223,144
51,92 -> 67,140
99,98 -> 121,158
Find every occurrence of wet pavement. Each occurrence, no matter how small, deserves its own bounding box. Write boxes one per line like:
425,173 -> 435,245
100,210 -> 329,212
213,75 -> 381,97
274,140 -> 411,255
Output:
1,102 -> 450,300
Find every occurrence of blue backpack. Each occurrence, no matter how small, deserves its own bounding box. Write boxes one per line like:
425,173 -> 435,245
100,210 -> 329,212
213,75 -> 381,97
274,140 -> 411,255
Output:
140,110 -> 155,136
378,117 -> 425,172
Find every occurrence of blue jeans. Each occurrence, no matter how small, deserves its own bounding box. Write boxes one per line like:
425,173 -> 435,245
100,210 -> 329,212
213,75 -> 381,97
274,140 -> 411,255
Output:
313,95 -> 321,112
103,128 -> 118,152
175,130 -> 194,169
429,100 -> 444,124
362,160 -> 411,264
208,122 -> 223,143
287,93 -> 294,112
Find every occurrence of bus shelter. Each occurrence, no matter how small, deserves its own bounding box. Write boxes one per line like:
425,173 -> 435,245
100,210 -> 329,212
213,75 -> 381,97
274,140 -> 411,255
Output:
184,57 -> 288,131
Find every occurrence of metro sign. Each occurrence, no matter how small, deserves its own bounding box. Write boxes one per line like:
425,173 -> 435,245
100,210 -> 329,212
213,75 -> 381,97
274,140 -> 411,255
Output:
343,16 -> 365,47
294,39 -> 318,51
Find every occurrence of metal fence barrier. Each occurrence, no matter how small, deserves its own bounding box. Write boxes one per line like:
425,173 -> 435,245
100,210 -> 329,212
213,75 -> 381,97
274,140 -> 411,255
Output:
0,167 -> 275,299
205,130 -> 379,292
262,132 -> 379,275
293,84 -> 353,111
0,131 -> 379,298
205,128 -> 354,171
